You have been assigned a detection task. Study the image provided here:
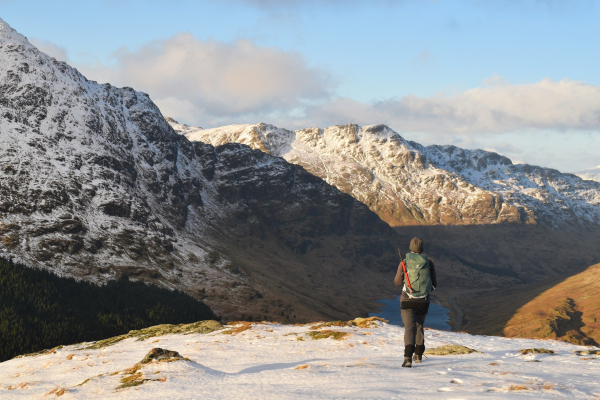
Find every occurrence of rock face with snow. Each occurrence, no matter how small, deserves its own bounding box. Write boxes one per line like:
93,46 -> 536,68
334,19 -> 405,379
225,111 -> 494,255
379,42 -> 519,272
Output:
178,122 -> 600,228
0,18 -> 401,321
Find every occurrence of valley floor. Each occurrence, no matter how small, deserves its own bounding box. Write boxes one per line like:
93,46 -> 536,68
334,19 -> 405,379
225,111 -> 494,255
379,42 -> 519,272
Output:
1,319 -> 599,399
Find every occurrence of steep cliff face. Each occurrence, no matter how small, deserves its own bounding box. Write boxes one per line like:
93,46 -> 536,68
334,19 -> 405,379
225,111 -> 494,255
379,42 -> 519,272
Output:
177,121 -> 600,227
0,18 -> 401,321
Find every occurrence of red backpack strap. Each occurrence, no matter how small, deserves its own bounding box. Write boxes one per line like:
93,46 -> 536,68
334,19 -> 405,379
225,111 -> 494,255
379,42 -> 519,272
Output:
401,260 -> 412,292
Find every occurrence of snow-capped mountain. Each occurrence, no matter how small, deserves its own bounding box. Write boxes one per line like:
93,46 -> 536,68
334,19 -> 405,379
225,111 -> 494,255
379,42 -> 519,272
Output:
0,18 -> 400,321
176,122 -> 600,227
574,166 -> 600,183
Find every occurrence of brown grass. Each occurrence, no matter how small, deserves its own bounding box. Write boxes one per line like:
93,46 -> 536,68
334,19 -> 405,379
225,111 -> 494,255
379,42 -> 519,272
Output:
86,320 -> 223,349
508,384 -> 529,391
309,321 -> 351,330
540,383 -> 556,390
222,321 -> 253,335
44,387 -> 60,396
353,317 -> 387,328
458,263 -> 600,346
520,348 -> 555,355
121,372 -> 143,384
309,317 -> 386,330
295,365 -> 309,370
307,330 -> 350,340
424,344 -> 480,355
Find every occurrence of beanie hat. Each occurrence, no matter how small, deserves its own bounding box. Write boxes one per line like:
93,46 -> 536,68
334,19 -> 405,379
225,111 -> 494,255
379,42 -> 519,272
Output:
410,237 -> 424,254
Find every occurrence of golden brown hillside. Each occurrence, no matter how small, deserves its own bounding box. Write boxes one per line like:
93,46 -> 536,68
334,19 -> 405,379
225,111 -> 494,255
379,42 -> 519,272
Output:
503,263 -> 600,345
457,264 -> 600,346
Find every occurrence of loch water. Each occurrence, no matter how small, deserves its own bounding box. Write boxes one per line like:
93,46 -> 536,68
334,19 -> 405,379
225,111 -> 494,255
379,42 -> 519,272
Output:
368,296 -> 451,331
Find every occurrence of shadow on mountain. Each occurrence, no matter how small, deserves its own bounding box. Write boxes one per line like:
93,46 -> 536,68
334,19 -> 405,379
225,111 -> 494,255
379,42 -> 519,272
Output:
394,223 -> 600,286
455,264 -> 600,346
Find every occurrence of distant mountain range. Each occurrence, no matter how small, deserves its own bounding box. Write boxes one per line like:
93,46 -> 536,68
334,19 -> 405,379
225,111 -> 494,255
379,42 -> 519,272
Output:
171,120 -> 600,228
574,166 -> 600,183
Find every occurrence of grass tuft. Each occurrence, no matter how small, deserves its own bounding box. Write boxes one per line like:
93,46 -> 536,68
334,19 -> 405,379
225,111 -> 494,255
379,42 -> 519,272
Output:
307,330 -> 350,340
424,344 -> 481,355
508,384 -> 529,391
222,321 -> 253,335
520,348 -> 554,355
86,320 -> 223,349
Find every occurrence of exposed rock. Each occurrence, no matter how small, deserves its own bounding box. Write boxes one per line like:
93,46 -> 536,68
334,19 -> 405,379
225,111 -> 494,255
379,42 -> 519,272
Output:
140,348 -> 183,364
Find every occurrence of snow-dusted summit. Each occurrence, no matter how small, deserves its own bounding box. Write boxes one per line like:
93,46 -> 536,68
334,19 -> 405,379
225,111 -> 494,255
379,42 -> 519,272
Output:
175,121 -> 600,227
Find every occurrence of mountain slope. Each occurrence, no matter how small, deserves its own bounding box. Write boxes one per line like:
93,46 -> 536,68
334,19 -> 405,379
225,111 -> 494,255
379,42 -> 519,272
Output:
175,121 -> 600,228
503,263 -> 600,345
455,263 -> 600,346
0,18 -> 401,322
0,256 -> 216,362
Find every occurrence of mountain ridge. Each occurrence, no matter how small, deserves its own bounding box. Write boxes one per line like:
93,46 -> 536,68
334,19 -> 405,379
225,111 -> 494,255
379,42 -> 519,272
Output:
172,119 -> 600,228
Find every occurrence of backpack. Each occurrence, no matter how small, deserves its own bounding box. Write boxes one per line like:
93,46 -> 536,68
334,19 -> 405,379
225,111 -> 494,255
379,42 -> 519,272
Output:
402,252 -> 432,299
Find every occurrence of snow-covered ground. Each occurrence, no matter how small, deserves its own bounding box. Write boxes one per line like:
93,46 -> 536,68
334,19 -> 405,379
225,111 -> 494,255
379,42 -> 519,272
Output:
2,319 -> 599,399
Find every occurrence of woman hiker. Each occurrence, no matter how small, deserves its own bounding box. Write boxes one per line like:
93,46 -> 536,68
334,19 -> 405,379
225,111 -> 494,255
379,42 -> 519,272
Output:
394,237 -> 437,368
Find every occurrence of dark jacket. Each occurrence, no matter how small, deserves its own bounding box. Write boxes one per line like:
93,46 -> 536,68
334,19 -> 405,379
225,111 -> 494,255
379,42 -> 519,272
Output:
394,255 -> 437,303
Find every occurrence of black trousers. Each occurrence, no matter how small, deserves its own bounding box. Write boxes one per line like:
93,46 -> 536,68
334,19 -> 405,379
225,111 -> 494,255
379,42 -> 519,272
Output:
400,301 -> 429,347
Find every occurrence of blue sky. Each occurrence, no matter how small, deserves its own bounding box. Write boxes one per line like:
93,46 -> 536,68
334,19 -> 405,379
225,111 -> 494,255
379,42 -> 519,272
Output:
2,0 -> 599,172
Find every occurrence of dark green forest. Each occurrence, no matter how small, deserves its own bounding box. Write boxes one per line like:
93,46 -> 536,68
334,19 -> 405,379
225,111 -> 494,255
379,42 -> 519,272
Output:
0,257 -> 217,362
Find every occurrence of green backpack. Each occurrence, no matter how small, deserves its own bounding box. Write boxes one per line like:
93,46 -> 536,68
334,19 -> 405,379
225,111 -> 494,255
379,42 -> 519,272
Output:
402,252 -> 432,299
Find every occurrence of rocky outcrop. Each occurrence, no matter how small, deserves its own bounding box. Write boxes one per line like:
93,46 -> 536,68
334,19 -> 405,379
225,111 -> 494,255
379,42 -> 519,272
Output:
0,18 -> 400,322
177,122 -> 600,227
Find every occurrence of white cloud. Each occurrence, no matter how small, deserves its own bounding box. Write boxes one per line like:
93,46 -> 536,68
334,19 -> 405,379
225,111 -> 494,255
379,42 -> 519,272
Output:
33,31 -> 600,137
78,33 -> 332,126
29,37 -> 69,62
300,78 -> 600,134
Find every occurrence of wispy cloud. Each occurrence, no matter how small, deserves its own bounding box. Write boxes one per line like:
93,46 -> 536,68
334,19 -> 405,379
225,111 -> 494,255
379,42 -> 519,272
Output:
29,37 -> 69,62
411,50 -> 436,69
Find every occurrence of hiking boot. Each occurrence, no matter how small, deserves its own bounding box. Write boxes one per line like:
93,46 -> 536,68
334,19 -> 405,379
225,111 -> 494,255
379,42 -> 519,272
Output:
414,344 -> 425,363
402,357 -> 412,368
